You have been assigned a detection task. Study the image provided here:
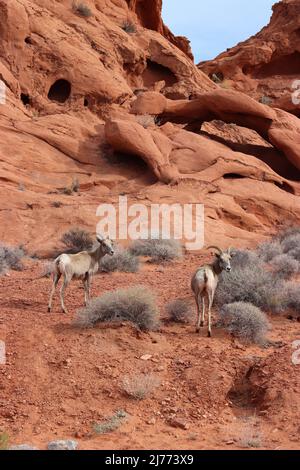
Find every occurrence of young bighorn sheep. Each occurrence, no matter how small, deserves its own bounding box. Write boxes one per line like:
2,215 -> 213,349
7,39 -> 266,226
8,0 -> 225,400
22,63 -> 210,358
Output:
191,246 -> 232,337
48,234 -> 114,314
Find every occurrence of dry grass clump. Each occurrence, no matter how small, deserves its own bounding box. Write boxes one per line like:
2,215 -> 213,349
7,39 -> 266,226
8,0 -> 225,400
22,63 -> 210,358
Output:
76,285 -> 159,331
135,114 -> 156,128
99,247 -> 139,273
72,2 -> 93,17
93,410 -> 127,435
122,374 -> 161,400
219,302 -> 270,345
238,417 -> 263,449
38,262 -> 54,279
287,247 -> 300,261
165,299 -> 193,324
61,227 -> 94,253
129,237 -> 182,263
121,20 -> 137,34
0,244 -> 24,272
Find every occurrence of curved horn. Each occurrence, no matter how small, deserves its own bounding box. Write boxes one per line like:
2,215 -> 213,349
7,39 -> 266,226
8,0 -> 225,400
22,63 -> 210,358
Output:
96,233 -> 104,242
207,245 -> 223,254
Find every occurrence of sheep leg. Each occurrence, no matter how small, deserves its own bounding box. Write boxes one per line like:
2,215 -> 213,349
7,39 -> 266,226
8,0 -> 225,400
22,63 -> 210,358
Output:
201,296 -> 205,327
207,292 -> 213,338
48,272 -> 61,312
60,276 -> 70,314
83,273 -> 91,306
195,294 -> 201,332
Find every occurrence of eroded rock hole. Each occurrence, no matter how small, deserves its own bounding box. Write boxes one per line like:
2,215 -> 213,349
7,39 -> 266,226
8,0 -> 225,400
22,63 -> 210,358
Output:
84,98 -> 89,107
274,181 -> 295,195
243,52 -> 300,78
21,93 -> 30,106
227,366 -> 267,414
25,36 -> 33,45
142,60 -> 177,88
223,173 -> 246,180
48,79 -> 71,103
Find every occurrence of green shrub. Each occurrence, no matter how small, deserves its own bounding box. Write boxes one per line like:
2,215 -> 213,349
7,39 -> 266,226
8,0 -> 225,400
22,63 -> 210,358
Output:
76,285 -> 159,331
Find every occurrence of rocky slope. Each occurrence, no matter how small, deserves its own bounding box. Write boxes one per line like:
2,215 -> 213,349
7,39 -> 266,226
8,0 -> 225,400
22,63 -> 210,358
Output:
199,0 -> 300,116
0,0 -> 299,257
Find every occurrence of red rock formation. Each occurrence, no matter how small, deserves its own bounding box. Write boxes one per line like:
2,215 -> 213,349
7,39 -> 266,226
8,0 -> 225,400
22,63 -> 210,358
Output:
127,0 -> 194,60
199,0 -> 300,116
0,0 -> 299,252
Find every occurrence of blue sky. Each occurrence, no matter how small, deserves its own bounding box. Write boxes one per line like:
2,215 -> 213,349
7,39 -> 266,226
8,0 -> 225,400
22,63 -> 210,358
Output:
162,0 -> 275,63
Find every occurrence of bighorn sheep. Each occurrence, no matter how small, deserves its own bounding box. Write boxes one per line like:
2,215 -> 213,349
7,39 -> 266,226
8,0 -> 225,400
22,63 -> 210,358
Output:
191,246 -> 232,337
48,234 -> 114,314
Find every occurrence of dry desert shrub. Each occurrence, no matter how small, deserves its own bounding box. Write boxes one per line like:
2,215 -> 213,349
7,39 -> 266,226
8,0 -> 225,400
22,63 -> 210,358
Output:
281,234 -> 300,254
121,20 -> 137,34
93,410 -> 127,435
0,244 -> 24,272
61,227 -> 94,253
270,254 -> 299,279
129,237 -> 182,263
165,299 -> 193,324
72,2 -> 92,17
122,374 -> 161,400
76,285 -> 159,331
99,247 -> 139,273
287,247 -> 300,261
219,302 -> 270,345
257,240 -> 282,262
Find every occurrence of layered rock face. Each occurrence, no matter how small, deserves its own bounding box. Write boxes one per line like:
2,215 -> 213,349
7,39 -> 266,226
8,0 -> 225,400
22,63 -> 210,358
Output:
0,0 -> 299,254
199,0 -> 300,116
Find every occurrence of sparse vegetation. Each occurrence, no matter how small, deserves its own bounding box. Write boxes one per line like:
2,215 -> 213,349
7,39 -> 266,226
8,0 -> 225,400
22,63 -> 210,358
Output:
93,410 -> 127,435
51,201 -> 63,208
219,302 -> 270,345
72,2 -> 93,17
122,373 -> 160,400
99,247 -> 139,273
76,285 -> 159,331
121,20 -> 137,34
129,237 -> 182,263
0,431 -> 9,450
238,417 -> 263,449
165,299 -> 193,324
257,240 -> 282,262
62,178 -> 80,195
135,114 -> 156,129
215,255 -> 282,313
39,262 -> 54,279
287,247 -> 300,261
61,227 -> 94,253
0,244 -> 24,272
270,254 -> 299,279
281,234 -> 300,254
259,96 -> 273,105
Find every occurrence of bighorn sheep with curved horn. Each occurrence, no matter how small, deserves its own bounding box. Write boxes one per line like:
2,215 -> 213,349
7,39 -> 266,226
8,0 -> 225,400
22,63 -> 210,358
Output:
48,234 -> 115,314
191,246 -> 232,337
